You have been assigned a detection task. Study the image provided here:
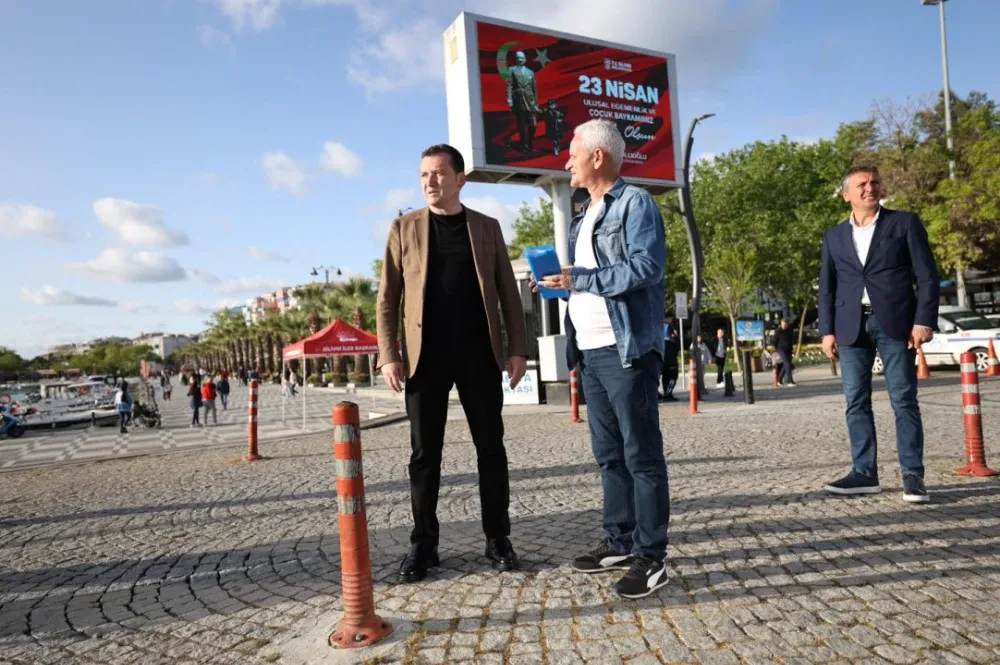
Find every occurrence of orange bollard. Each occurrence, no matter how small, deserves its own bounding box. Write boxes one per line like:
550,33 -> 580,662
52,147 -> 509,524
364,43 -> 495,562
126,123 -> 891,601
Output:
916,347 -> 931,380
329,402 -> 392,649
569,368 -> 583,423
986,339 -> 1000,378
955,352 -> 997,477
245,379 -> 262,461
688,358 -> 699,415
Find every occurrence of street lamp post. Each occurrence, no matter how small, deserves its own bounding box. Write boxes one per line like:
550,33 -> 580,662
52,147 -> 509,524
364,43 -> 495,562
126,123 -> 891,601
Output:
923,0 -> 966,306
678,113 -> 715,397
310,266 -> 342,284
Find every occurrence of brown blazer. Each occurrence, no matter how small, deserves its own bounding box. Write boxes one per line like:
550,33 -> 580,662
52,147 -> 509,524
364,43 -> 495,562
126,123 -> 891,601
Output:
376,206 -> 529,377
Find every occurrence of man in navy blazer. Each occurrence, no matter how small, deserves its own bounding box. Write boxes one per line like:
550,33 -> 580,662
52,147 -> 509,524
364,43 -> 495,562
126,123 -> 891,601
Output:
819,165 -> 939,503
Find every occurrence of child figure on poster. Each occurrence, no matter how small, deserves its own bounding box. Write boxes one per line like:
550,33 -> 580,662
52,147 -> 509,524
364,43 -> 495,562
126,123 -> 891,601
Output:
544,99 -> 565,155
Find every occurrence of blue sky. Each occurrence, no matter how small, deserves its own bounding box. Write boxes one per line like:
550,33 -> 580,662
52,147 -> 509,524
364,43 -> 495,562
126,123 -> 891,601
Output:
3,0 -> 999,358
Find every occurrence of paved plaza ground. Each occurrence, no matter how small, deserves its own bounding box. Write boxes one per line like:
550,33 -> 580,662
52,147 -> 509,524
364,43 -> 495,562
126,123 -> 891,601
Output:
1,370 -> 999,665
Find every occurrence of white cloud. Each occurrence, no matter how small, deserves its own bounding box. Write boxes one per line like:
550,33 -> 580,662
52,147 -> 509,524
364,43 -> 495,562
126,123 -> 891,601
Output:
0,203 -> 68,241
216,277 -> 286,295
463,195 -> 523,242
190,269 -> 221,284
93,198 -> 190,248
68,248 -> 188,283
695,152 -> 717,165
346,17 -> 443,98
319,141 -> 363,177
247,246 -> 291,262
175,299 -> 217,316
207,217 -> 232,231
262,152 -> 308,196
119,302 -> 157,314
21,286 -> 117,307
198,24 -> 233,47
200,172 -> 221,187
382,188 -> 416,214
216,0 -> 281,32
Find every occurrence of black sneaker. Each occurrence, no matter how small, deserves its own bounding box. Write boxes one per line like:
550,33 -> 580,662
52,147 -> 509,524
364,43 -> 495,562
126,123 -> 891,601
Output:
823,471 -> 881,496
571,537 -> 634,573
902,475 -> 930,503
614,556 -> 668,599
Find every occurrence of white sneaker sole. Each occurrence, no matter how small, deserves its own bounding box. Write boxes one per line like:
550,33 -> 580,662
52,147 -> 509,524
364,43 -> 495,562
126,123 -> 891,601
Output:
571,561 -> 633,574
903,493 -> 930,503
823,484 -> 882,495
616,577 -> 669,599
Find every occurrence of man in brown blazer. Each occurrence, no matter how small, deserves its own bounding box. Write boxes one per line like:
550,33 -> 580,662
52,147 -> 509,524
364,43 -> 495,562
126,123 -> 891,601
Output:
377,144 -> 529,582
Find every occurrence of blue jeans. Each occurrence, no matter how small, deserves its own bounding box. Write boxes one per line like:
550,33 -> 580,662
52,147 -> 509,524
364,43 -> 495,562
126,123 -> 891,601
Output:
839,313 -> 925,479
579,346 -> 670,560
220,393 -> 228,410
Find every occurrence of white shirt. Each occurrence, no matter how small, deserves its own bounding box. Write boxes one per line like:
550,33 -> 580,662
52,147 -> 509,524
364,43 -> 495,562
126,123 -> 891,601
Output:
569,202 -> 617,350
850,207 -> 880,306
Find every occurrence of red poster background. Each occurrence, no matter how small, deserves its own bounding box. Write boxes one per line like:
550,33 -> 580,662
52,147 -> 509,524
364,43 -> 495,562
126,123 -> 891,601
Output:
477,22 -> 676,182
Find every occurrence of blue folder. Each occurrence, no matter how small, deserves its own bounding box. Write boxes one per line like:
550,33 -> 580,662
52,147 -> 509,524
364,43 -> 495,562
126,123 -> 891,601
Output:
524,244 -> 569,300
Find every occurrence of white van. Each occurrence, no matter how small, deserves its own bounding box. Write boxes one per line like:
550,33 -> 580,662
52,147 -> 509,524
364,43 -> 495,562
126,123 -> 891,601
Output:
874,306 -> 1000,374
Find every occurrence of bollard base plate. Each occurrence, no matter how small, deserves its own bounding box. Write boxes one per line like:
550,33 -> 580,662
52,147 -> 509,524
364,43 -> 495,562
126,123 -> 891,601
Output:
244,454 -> 264,462
955,463 -> 999,477
329,617 -> 392,649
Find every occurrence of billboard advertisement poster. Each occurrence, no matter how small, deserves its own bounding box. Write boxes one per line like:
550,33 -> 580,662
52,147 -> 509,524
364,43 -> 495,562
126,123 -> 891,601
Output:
476,21 -> 676,183
735,320 -> 765,342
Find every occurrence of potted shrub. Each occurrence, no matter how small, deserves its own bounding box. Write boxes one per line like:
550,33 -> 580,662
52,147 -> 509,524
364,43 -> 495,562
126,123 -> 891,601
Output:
306,373 -> 321,386
348,371 -> 370,385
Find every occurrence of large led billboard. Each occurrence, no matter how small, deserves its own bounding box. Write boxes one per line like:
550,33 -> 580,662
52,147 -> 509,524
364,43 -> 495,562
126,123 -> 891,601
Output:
444,13 -> 682,192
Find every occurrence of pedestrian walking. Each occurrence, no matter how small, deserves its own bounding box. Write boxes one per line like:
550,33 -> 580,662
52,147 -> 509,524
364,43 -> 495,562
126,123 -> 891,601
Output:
187,379 -> 202,427
377,143 -> 529,582
535,119 -> 670,599
201,376 -> 218,425
660,315 -> 679,401
114,381 -> 133,434
217,375 -> 230,410
819,165 -> 939,503
711,328 -> 728,388
774,319 -> 797,387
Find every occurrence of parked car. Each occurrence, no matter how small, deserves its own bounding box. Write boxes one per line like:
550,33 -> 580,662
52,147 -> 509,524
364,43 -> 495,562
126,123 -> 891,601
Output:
873,306 -> 1000,374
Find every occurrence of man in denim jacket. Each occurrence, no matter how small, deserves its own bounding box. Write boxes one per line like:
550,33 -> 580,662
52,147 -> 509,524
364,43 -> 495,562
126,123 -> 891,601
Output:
537,119 -> 669,599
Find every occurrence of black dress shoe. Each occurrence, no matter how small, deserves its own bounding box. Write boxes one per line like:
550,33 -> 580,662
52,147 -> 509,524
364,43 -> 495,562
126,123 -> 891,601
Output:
485,537 -> 519,571
397,544 -> 439,583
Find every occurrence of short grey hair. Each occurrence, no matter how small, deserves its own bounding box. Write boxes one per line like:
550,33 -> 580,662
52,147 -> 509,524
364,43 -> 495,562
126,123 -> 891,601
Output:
841,165 -> 880,193
573,119 -> 625,171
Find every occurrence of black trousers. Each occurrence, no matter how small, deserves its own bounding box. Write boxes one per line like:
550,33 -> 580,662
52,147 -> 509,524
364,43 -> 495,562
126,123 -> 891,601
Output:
661,350 -> 678,396
405,342 -> 510,547
715,357 -> 726,383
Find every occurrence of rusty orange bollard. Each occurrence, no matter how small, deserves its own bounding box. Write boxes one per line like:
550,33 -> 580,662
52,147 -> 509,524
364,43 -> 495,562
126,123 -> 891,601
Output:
569,368 -> 583,423
955,353 -> 997,477
917,347 -> 931,380
986,339 -> 1000,378
329,402 -> 392,649
245,379 -> 262,461
688,358 -> 699,415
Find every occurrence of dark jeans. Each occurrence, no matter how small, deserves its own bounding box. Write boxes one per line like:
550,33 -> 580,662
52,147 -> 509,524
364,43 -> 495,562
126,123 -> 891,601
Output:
776,348 -> 794,384
661,351 -> 678,396
839,313 -> 925,479
220,393 -> 228,409
119,412 -> 128,429
714,357 -> 726,383
404,342 -> 510,547
580,346 -> 670,560
190,403 -> 201,425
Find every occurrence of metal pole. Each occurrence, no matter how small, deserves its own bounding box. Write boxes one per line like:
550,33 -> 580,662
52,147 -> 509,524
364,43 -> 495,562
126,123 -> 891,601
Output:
679,319 -> 686,391
679,114 -> 713,397
933,0 -> 966,307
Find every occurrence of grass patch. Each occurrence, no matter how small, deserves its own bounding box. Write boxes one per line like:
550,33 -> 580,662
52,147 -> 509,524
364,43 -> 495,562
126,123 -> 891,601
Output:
264,653 -> 281,663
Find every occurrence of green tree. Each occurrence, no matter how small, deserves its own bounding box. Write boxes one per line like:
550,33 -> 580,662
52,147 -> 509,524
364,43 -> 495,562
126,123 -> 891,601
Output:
507,198 -> 554,259
0,346 -> 26,374
705,246 -> 759,373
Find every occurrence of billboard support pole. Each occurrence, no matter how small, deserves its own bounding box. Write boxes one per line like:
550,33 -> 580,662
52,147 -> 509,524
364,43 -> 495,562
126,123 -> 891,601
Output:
547,180 -> 573,329
678,113 -> 714,399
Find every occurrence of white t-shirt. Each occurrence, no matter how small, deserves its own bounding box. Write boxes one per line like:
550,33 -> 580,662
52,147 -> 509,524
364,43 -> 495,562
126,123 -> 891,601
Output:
850,207 -> 880,306
569,202 -> 617,350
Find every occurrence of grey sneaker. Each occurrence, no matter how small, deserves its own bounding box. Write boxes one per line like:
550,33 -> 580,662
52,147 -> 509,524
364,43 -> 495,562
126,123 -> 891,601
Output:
902,475 -> 930,503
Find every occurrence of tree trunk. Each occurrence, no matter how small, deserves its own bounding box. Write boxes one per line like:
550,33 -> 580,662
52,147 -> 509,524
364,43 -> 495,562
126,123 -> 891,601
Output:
729,314 -> 742,374
796,302 -> 810,356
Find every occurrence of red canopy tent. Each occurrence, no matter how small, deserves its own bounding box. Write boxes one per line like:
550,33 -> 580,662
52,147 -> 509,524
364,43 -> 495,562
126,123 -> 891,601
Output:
280,319 -> 379,428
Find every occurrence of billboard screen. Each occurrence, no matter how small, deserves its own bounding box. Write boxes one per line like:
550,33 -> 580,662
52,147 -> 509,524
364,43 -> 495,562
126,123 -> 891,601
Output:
476,21 -> 676,182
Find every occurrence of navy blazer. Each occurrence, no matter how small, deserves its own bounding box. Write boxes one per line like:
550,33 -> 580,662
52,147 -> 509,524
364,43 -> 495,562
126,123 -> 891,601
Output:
818,207 -> 939,345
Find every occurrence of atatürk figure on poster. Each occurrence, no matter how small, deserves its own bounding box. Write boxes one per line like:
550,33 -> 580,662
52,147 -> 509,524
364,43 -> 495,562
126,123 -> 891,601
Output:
506,51 -> 541,152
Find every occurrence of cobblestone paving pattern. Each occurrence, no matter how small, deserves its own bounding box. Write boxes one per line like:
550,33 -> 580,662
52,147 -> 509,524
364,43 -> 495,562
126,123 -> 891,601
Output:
0,375 -> 998,664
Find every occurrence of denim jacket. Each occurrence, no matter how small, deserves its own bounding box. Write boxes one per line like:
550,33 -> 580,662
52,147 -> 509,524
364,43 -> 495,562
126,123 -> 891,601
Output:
565,177 -> 666,369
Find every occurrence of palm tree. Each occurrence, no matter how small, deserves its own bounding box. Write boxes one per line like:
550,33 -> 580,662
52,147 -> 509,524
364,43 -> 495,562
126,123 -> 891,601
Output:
333,277 -> 377,376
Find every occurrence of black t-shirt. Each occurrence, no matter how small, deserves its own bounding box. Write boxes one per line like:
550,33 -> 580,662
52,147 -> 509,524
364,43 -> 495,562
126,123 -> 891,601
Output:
422,208 -> 491,356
